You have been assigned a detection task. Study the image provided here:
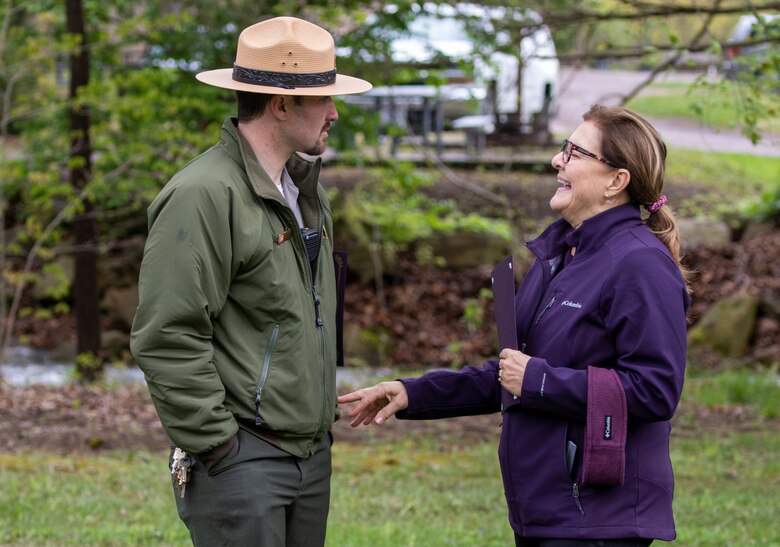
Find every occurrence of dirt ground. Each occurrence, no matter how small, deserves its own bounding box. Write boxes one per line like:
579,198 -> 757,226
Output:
1,379 -> 777,455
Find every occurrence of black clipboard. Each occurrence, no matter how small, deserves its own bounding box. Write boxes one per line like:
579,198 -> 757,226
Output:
491,255 -> 520,407
491,255 -> 518,351
333,250 -> 347,367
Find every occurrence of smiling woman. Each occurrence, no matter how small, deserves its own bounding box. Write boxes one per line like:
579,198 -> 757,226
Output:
550,123 -> 632,229
338,104 -> 692,546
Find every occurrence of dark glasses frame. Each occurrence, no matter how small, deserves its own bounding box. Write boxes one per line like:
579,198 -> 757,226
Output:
561,139 -> 619,168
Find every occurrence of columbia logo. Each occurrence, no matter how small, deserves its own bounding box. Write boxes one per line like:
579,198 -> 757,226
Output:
561,300 -> 582,309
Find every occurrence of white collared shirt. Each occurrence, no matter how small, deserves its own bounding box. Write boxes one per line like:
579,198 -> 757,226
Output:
276,168 -> 305,229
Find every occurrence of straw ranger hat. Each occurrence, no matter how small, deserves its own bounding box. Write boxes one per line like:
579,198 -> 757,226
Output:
196,16 -> 372,96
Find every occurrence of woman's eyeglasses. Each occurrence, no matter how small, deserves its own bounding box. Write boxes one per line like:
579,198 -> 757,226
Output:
561,139 -> 619,168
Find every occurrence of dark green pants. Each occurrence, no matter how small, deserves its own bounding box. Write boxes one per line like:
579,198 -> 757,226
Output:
173,427 -> 332,546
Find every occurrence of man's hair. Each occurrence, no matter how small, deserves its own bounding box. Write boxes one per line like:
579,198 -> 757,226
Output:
236,91 -> 303,122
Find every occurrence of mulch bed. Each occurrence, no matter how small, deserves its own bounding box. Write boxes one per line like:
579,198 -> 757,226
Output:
1,381 -> 776,455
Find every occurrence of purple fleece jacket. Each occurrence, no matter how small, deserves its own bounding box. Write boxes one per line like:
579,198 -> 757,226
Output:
398,204 -> 690,540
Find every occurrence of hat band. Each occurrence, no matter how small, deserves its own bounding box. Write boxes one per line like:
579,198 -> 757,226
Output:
232,64 -> 337,90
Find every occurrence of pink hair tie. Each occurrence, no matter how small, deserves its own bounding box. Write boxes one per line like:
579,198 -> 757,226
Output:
646,194 -> 667,214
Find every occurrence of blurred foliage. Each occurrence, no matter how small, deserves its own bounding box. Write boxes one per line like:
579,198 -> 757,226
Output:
735,183 -> 780,226
1,0 -> 779,322
328,98 -> 382,154
333,161 -> 513,258
461,286 -> 492,334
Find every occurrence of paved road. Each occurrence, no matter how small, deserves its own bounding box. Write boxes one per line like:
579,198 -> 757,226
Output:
551,67 -> 780,157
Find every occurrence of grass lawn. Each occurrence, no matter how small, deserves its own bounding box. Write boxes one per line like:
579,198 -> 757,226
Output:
1,369 -> 778,546
663,148 -> 780,219
672,431 -> 780,546
329,439 -> 510,546
666,148 -> 780,196
1,429 -> 777,546
627,80 -> 780,135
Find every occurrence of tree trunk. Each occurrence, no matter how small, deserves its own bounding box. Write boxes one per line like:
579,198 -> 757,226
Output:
65,0 -> 102,381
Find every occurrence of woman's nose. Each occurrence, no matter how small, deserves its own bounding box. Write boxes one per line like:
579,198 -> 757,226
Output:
551,151 -> 564,169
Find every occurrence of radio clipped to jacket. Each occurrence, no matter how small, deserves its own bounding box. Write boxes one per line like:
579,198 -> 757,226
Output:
301,227 -> 320,262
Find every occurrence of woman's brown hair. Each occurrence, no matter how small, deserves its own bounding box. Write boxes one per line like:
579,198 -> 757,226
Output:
583,104 -> 691,290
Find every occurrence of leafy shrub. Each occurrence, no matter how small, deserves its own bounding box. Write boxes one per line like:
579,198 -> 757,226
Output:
333,161 -> 512,259
735,182 -> 780,226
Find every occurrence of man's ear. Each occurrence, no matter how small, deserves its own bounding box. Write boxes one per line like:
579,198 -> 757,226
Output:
269,95 -> 288,119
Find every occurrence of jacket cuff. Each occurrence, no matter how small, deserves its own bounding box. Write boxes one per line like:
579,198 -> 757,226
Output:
198,434 -> 238,472
395,377 -> 421,418
500,356 -> 543,411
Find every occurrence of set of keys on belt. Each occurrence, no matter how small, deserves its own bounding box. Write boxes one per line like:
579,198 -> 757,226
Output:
171,447 -> 191,498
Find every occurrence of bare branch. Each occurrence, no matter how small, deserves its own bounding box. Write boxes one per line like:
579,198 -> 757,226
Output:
554,33 -> 780,62
543,1 -> 780,25
622,0 -> 723,104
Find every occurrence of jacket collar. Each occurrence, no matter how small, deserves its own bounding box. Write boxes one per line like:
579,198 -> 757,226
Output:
220,118 -> 322,201
527,203 -> 642,261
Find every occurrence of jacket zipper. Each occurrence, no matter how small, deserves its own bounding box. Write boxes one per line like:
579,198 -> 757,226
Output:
312,284 -> 327,438
297,213 -> 327,448
254,323 -> 280,426
572,483 -> 585,515
535,297 -> 556,325
312,285 -> 324,328
519,296 -> 556,353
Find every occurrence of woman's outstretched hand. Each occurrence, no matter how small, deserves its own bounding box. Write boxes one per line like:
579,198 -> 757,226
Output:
337,381 -> 409,427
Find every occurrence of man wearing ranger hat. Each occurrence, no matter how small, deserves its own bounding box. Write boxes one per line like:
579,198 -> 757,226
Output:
131,16 -> 371,546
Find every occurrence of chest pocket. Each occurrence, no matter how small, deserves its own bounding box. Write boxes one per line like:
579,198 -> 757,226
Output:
533,286 -> 607,366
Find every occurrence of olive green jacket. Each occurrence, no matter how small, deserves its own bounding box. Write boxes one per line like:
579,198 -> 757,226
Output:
130,118 -> 338,459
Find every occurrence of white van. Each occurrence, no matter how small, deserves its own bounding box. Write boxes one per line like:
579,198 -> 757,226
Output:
341,3 -> 560,134
723,13 -> 780,80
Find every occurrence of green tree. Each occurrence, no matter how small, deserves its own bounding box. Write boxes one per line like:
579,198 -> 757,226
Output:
1,0 -> 778,381
0,0 -> 370,377
0,1 -> 228,373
